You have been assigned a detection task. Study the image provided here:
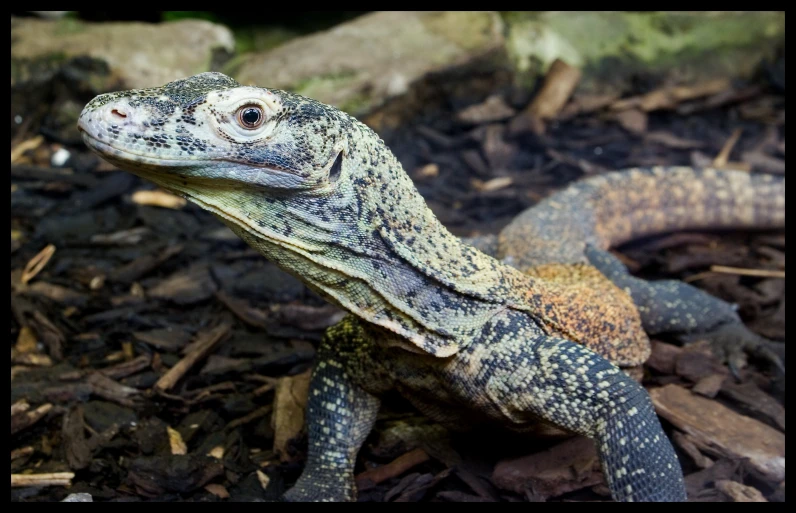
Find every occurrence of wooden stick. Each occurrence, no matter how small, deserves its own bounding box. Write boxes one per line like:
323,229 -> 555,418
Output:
154,321 -> 232,391
11,472 -> 74,487
527,59 -> 582,120
713,128 -> 743,168
356,448 -> 430,490
685,266 -> 785,282
710,265 -> 785,278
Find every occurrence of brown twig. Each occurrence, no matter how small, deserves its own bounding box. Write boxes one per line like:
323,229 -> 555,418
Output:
356,448 -> 431,490
21,244 -> 56,285
527,59 -> 582,120
11,472 -> 74,488
154,321 -> 232,391
713,128 -> 743,168
709,265 -> 785,278
11,403 -> 53,435
685,265 -> 785,282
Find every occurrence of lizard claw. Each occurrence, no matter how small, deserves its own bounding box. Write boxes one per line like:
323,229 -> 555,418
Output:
688,322 -> 784,380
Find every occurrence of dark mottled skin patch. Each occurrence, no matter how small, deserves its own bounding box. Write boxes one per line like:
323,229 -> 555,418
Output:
77,72 -> 781,503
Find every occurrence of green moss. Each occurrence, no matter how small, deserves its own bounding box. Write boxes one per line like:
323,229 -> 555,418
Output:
233,26 -> 299,54
506,11 -> 785,89
290,70 -> 359,99
53,17 -> 86,36
162,11 -> 218,23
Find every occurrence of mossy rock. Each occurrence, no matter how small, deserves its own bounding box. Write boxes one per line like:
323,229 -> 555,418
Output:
227,11 -> 507,117
504,11 -> 785,91
11,17 -> 235,90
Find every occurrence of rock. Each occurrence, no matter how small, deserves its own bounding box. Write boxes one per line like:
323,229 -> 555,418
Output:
492,436 -> 603,498
11,17 -> 234,90
61,492 -> 93,502
504,11 -> 785,93
228,11 -> 506,118
650,384 -> 785,482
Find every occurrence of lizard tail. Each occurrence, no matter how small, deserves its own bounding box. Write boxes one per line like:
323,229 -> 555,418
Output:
586,167 -> 785,248
497,166 -> 784,268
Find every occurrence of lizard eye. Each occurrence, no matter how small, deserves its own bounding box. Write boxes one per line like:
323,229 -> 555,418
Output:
236,105 -> 265,129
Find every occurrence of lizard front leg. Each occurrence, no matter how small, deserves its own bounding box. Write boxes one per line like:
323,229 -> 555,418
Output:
585,244 -> 783,376
283,331 -> 381,502
484,324 -> 686,501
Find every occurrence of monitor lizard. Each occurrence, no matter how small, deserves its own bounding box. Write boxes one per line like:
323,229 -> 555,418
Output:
77,72 -> 785,502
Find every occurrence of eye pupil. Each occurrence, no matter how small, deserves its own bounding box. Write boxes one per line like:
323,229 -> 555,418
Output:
241,108 -> 261,126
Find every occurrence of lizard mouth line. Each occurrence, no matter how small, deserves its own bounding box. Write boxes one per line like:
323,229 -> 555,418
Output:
79,131 -> 203,167
79,130 -> 299,178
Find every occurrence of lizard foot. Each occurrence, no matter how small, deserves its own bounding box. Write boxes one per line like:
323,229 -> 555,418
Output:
684,322 -> 784,380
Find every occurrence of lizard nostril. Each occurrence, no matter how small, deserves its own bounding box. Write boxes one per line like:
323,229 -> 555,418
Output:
111,108 -> 128,119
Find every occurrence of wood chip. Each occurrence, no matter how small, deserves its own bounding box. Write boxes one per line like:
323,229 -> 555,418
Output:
492,436 -> 603,498
14,325 -> 38,354
109,244 -> 184,284
11,403 -> 52,435
527,59 -> 582,120
167,426 -> 188,455
11,446 -> 34,461
558,92 -> 620,119
207,446 -> 225,460
456,95 -> 516,124
226,405 -> 272,431
272,368 -> 312,462
709,265 -> 784,279
256,470 -> 271,490
204,483 -> 230,499
21,244 -> 56,285
216,290 -> 270,329
30,310 -> 65,360
471,176 -> 513,193
11,472 -> 74,488
10,135 -> 44,163
23,281 -> 89,307
133,327 -> 193,352
713,128 -> 742,168
90,227 -> 151,246
672,431 -> 713,469
132,189 -> 187,209
650,384 -> 785,481
356,448 -> 431,490
415,163 -> 439,179
154,321 -> 232,391
87,373 -> 140,407
614,108 -> 648,134
148,264 -> 218,305
720,380 -> 785,431
461,150 -> 491,177
611,79 -> 731,112
645,131 -> 705,149
715,480 -> 768,502
646,340 -> 683,375
692,373 -> 726,398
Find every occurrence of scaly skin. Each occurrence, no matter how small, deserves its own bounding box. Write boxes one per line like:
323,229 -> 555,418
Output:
73,71 -> 782,503
490,167 -> 785,374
